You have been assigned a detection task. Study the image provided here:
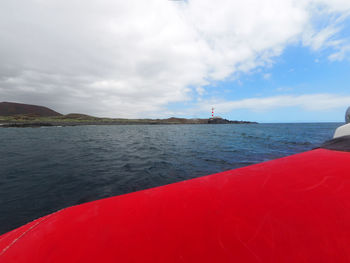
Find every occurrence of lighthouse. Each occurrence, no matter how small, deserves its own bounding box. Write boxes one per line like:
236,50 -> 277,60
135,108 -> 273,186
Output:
211,107 -> 214,118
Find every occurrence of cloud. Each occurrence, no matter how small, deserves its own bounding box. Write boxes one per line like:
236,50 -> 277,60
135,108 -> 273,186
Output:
302,2 -> 350,56
303,25 -> 341,51
0,0 -> 349,117
194,94 -> 350,114
263,73 -> 272,80
328,44 -> 350,61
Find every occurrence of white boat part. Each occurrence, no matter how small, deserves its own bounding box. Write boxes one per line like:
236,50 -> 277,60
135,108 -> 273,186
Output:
334,107 -> 350,138
334,123 -> 350,138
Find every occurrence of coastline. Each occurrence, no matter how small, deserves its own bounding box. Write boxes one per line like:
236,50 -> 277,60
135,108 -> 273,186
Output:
0,116 -> 257,128
0,103 -> 257,127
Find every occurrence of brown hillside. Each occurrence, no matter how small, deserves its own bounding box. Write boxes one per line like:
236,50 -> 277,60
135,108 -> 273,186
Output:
0,102 -> 62,117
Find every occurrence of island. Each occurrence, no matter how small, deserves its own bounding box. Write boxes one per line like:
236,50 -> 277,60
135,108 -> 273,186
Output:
0,102 -> 257,127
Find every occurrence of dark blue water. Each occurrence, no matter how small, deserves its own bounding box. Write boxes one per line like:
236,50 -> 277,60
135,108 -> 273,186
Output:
0,123 -> 340,234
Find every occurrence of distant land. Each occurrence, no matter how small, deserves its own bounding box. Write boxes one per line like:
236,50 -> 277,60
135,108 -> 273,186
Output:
0,102 -> 62,117
0,102 -> 257,127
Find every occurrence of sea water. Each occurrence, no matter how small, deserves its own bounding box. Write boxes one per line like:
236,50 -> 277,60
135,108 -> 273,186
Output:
0,123 -> 340,234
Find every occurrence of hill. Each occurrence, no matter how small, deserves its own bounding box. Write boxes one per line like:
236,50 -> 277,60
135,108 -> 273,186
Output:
0,102 -> 62,117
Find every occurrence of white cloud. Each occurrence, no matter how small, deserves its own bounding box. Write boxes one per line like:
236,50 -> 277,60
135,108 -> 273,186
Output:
315,0 -> 350,12
194,94 -> 350,114
196,87 -> 206,96
263,73 -> 272,80
303,25 -> 341,51
302,2 -> 350,57
0,0 -> 349,117
328,44 -> 350,61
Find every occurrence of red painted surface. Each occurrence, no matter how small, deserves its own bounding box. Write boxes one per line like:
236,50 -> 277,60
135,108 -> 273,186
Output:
1,149 -> 350,262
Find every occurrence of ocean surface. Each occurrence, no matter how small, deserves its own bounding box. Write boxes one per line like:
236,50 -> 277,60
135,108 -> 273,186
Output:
0,123 -> 341,234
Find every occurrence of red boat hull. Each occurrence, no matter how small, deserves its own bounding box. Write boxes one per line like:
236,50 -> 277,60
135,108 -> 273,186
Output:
1,148 -> 350,262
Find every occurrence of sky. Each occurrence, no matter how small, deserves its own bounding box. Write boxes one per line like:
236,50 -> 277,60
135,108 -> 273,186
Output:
0,0 -> 350,122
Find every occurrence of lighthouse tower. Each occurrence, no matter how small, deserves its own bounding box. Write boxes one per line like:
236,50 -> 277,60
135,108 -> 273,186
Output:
211,107 -> 214,118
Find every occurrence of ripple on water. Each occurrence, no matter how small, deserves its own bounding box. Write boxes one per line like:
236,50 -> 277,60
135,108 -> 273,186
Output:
0,123 -> 340,234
